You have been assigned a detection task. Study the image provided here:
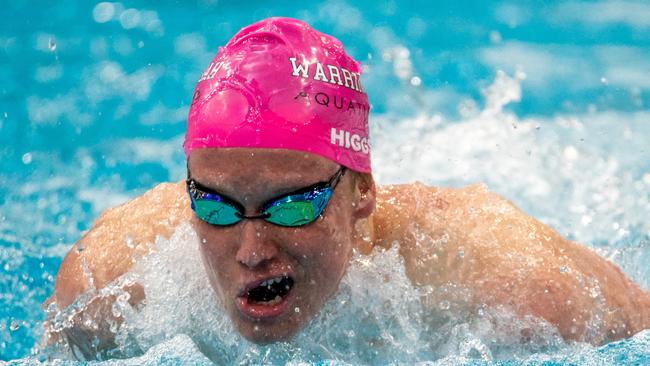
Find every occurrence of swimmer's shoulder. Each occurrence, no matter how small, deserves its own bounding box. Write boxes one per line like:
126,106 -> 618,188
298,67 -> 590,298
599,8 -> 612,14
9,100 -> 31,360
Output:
53,181 -> 192,308
372,181 -> 513,266
373,182 -> 650,342
372,182 -> 510,244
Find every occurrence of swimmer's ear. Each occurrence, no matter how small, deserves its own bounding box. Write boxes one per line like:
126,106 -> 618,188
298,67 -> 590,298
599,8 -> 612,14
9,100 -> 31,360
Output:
351,173 -> 376,219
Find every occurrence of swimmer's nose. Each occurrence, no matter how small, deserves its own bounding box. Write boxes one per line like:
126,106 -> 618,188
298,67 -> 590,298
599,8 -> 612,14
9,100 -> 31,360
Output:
235,220 -> 278,268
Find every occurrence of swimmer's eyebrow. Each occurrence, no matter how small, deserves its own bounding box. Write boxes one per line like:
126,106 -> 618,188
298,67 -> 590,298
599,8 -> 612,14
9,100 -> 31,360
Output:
189,177 -> 228,195
187,164 -> 332,198
189,176 -> 319,201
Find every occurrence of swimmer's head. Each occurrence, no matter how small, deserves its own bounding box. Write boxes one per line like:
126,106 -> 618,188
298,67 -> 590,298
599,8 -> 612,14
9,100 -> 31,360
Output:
185,18 -> 376,343
184,17 -> 371,173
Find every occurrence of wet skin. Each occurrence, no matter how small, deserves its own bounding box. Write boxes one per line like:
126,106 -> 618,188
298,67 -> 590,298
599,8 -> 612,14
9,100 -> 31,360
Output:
187,148 -> 375,342
47,149 -> 650,357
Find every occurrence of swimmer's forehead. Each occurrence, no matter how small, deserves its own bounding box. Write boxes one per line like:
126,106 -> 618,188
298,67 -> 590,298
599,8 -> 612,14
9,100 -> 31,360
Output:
188,148 -> 341,195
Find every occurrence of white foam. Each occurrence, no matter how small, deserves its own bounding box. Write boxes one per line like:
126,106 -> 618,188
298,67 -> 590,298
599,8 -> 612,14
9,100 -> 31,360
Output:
67,221 -> 564,364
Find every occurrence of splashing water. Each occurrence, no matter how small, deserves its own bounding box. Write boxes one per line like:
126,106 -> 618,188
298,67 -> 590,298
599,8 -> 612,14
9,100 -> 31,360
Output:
35,219 -> 649,365
7,69 -> 649,365
40,222 -> 564,364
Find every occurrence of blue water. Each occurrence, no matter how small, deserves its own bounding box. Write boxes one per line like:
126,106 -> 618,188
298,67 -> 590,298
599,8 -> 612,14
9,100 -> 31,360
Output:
1,0 -> 650,364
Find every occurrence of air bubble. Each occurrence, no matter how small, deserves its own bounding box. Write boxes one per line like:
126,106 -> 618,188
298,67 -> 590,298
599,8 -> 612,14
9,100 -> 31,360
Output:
294,307 -> 300,313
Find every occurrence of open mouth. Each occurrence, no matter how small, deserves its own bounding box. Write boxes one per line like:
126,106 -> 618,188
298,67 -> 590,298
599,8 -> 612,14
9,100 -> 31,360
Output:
237,275 -> 295,319
246,276 -> 294,305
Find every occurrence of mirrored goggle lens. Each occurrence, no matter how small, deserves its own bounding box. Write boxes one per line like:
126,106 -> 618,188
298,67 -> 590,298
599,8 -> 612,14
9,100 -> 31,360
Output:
264,189 -> 332,227
192,199 -> 241,226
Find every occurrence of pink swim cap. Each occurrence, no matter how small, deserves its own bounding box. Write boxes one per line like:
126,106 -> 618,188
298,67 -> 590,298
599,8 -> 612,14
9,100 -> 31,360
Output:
184,17 -> 371,173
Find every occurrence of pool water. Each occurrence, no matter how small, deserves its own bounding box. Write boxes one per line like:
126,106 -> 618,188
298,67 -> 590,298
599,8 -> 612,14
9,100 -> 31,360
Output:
1,0 -> 649,364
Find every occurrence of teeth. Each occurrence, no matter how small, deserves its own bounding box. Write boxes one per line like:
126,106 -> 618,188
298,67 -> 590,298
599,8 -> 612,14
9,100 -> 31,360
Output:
254,295 -> 283,306
260,277 -> 283,288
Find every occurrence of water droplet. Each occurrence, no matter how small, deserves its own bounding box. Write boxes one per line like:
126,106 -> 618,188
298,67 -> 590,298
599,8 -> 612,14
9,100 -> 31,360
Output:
559,265 -> 568,273
93,2 -> 115,23
439,300 -> 450,310
48,38 -> 56,51
46,302 -> 57,313
119,9 -> 141,30
9,320 -> 19,331
83,317 -> 93,328
125,236 -> 135,249
294,307 -> 300,313
410,76 -> 421,86
201,238 -> 207,244
21,153 -> 32,165
489,30 -> 502,44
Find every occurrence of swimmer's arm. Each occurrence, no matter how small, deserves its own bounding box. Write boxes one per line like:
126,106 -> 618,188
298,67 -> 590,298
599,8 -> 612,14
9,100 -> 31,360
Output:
455,195 -> 650,344
44,181 -> 191,357
373,183 -> 650,344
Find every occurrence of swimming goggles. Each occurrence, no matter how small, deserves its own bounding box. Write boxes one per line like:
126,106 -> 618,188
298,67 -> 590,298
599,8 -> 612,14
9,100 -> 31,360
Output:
186,167 -> 346,227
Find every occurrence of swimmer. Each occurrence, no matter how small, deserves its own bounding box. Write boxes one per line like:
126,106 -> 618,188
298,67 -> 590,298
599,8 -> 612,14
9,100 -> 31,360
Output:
44,17 -> 650,359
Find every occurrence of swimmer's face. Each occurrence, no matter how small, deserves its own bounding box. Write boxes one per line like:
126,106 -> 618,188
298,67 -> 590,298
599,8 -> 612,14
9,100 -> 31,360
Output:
188,148 -> 375,343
